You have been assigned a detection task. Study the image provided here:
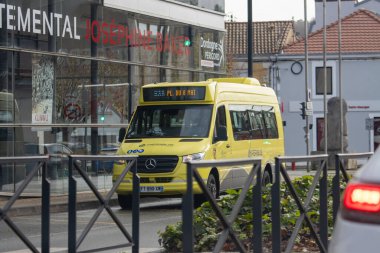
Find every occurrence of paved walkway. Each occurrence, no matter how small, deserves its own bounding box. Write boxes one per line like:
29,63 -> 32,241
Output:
0,167 -> 355,217
0,174 -> 117,217
0,190 -> 118,217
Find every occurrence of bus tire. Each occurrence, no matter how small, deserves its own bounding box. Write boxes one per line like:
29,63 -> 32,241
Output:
118,194 -> 132,210
207,173 -> 219,199
194,173 -> 219,208
262,170 -> 271,186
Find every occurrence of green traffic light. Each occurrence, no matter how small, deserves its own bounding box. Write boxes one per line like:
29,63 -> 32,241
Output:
100,115 -> 105,121
184,40 -> 191,47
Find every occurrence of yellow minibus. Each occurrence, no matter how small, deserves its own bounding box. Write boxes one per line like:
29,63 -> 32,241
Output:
113,77 -> 284,209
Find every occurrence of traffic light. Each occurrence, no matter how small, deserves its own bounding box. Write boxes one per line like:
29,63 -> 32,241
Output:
184,38 -> 191,47
100,115 -> 105,121
300,102 -> 306,120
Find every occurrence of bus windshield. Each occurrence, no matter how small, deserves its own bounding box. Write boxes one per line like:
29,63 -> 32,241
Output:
126,104 -> 213,138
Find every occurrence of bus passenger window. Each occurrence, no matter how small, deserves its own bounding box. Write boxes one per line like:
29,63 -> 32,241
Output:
248,111 -> 265,139
230,110 -> 250,140
263,109 -> 279,139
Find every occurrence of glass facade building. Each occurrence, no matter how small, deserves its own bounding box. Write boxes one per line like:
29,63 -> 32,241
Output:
0,0 -> 226,193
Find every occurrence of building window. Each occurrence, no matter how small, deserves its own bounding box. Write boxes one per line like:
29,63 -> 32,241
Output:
315,67 -> 332,95
312,61 -> 336,98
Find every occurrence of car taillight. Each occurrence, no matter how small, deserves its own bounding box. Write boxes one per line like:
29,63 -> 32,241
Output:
341,182 -> 380,224
343,183 -> 380,212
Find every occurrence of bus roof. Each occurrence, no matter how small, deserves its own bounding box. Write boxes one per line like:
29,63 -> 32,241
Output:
207,77 -> 263,86
139,78 -> 273,104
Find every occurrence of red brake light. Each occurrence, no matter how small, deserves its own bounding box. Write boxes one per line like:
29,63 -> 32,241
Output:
343,183 -> 380,212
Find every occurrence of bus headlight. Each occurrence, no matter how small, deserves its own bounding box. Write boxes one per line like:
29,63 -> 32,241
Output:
182,152 -> 205,163
114,160 -> 126,165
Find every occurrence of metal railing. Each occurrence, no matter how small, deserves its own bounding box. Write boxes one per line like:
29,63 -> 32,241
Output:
68,154 -> 139,253
272,154 -> 329,253
2,152 -> 376,253
182,157 -> 262,253
0,156 -> 49,253
332,152 -> 373,223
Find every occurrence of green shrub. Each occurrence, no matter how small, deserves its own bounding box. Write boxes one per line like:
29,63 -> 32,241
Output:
158,175 -> 347,252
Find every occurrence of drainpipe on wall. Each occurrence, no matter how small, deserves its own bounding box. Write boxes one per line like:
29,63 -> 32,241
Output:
269,54 -> 279,95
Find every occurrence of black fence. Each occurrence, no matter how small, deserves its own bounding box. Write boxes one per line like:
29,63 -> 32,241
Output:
272,155 -> 329,253
68,154 -> 139,253
182,153 -> 371,253
0,156 -> 49,253
0,154 -> 138,253
182,157 -> 262,253
1,152 -> 376,253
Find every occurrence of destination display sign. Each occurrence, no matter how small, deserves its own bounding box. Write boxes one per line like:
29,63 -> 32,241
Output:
143,86 -> 206,101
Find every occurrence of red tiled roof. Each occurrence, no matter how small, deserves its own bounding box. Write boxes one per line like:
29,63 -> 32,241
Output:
283,9 -> 380,54
225,21 -> 295,55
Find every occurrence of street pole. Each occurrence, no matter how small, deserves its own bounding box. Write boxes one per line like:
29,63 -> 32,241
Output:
338,0 -> 344,153
304,0 -> 310,171
90,3 -> 99,159
304,0 -> 310,157
248,0 -> 253,77
323,0 -> 328,155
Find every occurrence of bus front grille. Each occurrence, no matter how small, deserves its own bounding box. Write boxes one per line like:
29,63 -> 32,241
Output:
137,156 -> 178,173
139,177 -> 173,183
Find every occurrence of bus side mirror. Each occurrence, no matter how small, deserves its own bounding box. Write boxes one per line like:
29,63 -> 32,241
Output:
214,125 -> 227,142
118,128 -> 126,143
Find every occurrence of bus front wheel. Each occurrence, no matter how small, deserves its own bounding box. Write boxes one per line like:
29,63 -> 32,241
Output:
262,170 -> 271,186
118,194 -> 132,210
194,173 -> 219,207
206,173 -> 219,199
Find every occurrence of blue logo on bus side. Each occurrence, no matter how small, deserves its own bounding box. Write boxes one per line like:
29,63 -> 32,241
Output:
127,149 -> 145,154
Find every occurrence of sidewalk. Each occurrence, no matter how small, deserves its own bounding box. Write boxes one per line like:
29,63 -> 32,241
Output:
0,190 -> 119,217
0,173 -> 117,217
0,167 -> 353,217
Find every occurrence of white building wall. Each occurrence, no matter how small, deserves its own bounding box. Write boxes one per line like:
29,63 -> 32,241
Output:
103,0 -> 225,31
276,56 -> 380,155
313,1 -> 356,32
275,59 -> 311,155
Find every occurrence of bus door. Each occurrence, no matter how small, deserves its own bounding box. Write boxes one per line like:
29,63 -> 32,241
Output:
228,105 -> 252,188
211,105 -> 233,189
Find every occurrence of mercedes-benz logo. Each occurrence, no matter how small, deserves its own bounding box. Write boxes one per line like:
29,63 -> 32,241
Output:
145,158 -> 157,170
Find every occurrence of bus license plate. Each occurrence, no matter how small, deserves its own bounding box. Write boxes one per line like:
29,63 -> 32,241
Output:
140,186 -> 164,192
